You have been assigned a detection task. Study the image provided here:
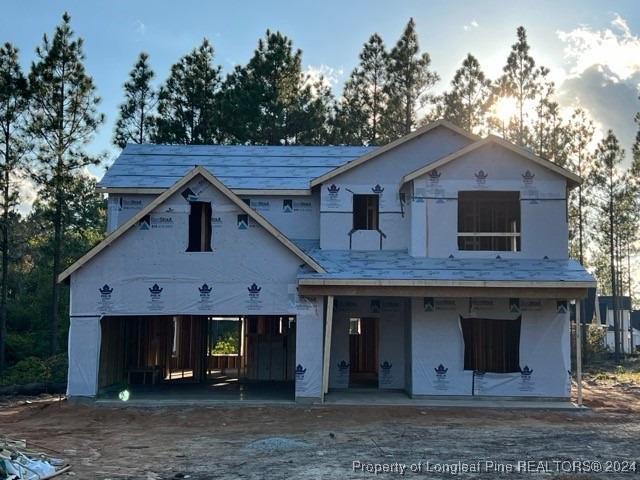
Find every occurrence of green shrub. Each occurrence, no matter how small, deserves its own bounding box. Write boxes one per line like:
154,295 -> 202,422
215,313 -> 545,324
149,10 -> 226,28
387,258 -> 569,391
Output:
47,354 -> 68,383
2,356 -> 50,385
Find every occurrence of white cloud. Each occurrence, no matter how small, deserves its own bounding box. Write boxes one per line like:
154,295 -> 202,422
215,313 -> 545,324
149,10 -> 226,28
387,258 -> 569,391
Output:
136,20 -> 146,39
556,14 -> 640,167
304,64 -> 344,88
463,20 -> 479,32
16,174 -> 37,216
558,14 -> 640,81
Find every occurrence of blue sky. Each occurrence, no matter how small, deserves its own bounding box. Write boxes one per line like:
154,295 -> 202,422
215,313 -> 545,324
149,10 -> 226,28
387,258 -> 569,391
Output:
3,0 -> 640,181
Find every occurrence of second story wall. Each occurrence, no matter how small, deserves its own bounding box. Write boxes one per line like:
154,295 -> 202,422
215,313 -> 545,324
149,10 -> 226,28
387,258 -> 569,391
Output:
319,126 -> 474,250
410,142 -> 569,259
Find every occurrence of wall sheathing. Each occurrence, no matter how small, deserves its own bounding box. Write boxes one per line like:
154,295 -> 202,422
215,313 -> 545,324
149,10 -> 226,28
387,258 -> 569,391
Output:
410,297 -> 571,398
68,174 -> 323,399
328,296 -> 406,390
413,143 -> 568,259
319,127 -> 472,251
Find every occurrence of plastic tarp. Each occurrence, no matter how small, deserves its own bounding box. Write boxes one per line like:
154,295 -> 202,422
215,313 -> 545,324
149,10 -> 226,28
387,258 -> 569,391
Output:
67,316 -> 101,396
411,297 -> 570,398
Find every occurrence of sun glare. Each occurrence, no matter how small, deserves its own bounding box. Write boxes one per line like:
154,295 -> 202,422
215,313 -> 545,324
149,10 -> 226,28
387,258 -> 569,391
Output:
494,97 -> 518,125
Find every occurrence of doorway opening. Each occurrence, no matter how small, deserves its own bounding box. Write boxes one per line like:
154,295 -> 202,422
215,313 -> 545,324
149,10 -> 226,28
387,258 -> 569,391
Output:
349,317 -> 379,387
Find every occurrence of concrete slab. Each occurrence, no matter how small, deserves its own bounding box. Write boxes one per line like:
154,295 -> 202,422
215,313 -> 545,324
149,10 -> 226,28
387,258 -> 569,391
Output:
323,390 -> 587,411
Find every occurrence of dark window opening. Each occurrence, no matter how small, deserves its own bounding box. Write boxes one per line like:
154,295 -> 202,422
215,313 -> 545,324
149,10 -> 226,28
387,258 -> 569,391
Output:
458,191 -> 520,251
461,316 -> 521,373
187,201 -> 212,252
353,194 -> 379,230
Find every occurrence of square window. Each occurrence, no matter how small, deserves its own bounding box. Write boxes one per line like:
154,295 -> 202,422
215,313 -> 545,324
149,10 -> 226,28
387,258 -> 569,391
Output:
460,316 -> 521,373
353,194 -> 379,230
457,191 -> 520,251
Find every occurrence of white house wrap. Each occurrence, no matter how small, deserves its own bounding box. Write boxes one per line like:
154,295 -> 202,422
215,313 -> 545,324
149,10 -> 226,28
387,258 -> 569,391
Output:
60,120 -> 594,402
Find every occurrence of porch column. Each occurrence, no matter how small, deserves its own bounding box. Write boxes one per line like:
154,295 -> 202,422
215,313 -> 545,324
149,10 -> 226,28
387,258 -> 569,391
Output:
321,295 -> 334,402
575,299 -> 583,407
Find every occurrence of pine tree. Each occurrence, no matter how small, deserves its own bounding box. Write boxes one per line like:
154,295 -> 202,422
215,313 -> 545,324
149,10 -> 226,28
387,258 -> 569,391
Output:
434,53 -> 494,134
0,42 -> 29,371
496,26 -> 549,147
531,80 -> 568,165
154,39 -> 221,145
590,131 -> 627,361
332,78 -> 368,145
566,109 -> 595,265
113,52 -> 157,148
334,34 -> 388,145
382,18 -> 439,140
295,76 -> 335,145
220,30 -> 322,145
28,13 -> 104,355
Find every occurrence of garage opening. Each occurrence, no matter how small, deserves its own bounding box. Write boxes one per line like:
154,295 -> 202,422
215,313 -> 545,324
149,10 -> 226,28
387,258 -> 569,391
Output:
97,315 -> 295,400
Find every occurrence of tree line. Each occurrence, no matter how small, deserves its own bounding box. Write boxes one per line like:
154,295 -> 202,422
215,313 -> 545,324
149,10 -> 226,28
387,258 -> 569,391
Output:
0,13 -> 639,379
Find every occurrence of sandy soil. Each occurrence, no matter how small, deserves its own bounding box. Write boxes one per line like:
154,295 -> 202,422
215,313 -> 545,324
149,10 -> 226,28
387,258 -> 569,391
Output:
1,383 -> 639,479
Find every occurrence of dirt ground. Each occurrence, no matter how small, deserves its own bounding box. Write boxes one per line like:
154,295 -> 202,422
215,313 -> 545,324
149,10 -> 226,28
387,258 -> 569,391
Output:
1,382 -> 639,480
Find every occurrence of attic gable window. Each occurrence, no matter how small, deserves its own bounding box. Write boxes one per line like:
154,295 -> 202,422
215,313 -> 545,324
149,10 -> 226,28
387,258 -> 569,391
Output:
187,201 -> 212,252
457,191 -> 520,251
353,194 -> 379,230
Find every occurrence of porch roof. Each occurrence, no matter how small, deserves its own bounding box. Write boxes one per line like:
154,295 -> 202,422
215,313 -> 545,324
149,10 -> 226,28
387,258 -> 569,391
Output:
295,243 -> 596,298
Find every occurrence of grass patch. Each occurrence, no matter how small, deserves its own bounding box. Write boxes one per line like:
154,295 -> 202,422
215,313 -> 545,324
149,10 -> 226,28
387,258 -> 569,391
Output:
583,356 -> 640,385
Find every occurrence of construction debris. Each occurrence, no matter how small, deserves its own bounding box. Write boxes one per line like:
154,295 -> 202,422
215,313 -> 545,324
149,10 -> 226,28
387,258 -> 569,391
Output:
0,437 -> 71,479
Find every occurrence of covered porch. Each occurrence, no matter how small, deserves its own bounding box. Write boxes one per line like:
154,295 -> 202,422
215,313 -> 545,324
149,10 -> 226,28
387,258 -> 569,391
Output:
297,251 -> 596,404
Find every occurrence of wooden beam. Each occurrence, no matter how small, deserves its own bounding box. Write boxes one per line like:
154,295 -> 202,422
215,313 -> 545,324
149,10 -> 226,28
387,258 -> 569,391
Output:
298,284 -> 590,299
321,295 -> 334,402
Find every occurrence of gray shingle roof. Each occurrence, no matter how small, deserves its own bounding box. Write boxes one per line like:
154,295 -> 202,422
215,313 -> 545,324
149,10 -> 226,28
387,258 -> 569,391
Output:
99,144 -> 376,191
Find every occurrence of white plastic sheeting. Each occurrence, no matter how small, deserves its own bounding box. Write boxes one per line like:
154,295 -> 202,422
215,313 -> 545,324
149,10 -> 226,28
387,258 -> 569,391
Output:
67,316 -> 101,396
411,297 -> 571,398
295,300 -> 324,400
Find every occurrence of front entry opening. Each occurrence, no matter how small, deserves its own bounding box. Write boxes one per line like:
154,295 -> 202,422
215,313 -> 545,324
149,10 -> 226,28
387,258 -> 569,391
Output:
349,317 -> 378,387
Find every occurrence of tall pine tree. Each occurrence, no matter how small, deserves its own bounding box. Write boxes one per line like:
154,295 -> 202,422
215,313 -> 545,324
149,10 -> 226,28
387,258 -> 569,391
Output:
154,39 -> 221,145
0,43 -> 29,371
382,18 -> 439,140
334,33 -> 388,145
434,53 -> 494,134
496,26 -> 549,148
566,108 -> 595,265
590,131 -> 626,361
113,51 -> 157,148
220,30 -> 322,145
28,13 -> 104,355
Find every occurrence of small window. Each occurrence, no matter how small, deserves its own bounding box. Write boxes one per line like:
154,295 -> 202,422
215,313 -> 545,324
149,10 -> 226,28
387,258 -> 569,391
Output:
458,191 -> 520,251
353,195 -> 379,230
187,201 -> 212,252
349,318 -> 361,335
461,317 -> 521,373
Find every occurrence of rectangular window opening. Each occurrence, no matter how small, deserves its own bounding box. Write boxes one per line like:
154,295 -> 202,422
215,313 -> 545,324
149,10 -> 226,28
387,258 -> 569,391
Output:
457,191 -> 521,251
353,194 -> 379,230
187,201 -> 212,252
461,316 -> 521,373
349,318 -> 361,335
